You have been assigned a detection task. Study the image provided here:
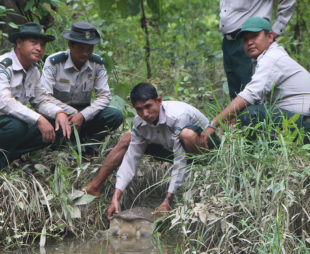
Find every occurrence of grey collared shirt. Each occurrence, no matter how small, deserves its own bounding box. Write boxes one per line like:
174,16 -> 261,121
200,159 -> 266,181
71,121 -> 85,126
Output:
220,0 -> 296,34
238,42 -> 310,116
0,50 -> 62,124
115,101 -> 210,194
41,50 -> 111,121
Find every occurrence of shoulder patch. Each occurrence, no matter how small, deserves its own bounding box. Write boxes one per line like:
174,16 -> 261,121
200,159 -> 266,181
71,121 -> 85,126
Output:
89,54 -> 105,64
50,52 -> 68,65
0,58 -> 12,68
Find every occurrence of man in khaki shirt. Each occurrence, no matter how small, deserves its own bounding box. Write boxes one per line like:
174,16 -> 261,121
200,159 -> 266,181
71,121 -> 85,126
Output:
206,17 -> 310,144
83,82 -> 220,216
0,22 -> 71,168
220,0 -> 295,99
41,21 -> 123,143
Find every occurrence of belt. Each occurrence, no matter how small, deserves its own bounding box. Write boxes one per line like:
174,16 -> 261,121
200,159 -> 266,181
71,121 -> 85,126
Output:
224,29 -> 241,40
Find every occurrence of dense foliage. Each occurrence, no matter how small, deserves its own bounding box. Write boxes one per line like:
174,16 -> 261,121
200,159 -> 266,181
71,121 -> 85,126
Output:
1,0 -> 310,252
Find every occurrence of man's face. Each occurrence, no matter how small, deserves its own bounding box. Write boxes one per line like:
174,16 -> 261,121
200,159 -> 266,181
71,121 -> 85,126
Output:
69,42 -> 94,68
16,37 -> 46,65
133,98 -> 162,124
242,30 -> 273,59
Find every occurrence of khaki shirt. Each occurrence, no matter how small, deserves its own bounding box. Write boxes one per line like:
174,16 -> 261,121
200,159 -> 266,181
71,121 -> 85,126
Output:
0,50 -> 62,124
238,42 -> 310,116
116,101 -> 210,194
220,0 -> 296,34
41,50 -> 111,121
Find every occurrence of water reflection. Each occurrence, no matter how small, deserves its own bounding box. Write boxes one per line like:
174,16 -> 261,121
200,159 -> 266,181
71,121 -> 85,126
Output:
3,236 -> 174,254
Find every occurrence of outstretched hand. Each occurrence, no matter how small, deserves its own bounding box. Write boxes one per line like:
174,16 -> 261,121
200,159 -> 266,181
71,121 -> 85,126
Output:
55,112 -> 71,139
152,199 -> 171,216
107,189 -> 123,220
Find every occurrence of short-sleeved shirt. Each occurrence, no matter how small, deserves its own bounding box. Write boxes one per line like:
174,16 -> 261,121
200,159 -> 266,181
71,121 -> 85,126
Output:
238,42 -> 310,116
0,50 -> 62,124
219,0 -> 296,34
115,101 -> 210,194
41,50 -> 111,121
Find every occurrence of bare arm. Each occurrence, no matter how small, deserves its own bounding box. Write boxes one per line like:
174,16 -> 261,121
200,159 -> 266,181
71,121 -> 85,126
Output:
205,96 -> 250,139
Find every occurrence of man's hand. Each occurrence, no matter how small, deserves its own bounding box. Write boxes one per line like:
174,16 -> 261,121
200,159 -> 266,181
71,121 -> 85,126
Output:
37,116 -> 56,143
107,189 -> 123,220
68,113 -> 84,130
153,198 -> 171,216
55,112 -> 71,139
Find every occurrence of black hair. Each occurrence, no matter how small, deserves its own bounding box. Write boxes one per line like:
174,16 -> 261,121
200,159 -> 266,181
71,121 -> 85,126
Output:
130,82 -> 158,105
263,29 -> 270,35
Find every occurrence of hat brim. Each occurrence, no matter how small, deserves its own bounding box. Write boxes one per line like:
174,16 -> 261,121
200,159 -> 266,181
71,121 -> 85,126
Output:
62,31 -> 100,45
236,28 -> 265,40
9,32 -> 55,43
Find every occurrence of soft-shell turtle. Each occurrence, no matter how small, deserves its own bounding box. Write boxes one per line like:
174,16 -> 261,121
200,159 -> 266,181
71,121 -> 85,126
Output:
109,207 -> 157,239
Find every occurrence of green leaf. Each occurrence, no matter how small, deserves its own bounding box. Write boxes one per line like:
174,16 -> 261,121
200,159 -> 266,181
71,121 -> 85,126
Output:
98,0 -> 114,10
116,0 -> 129,18
0,6 -> 6,13
111,95 -> 126,111
24,0 -> 35,11
127,0 -> 140,16
147,0 -> 162,16
103,54 -> 113,73
74,194 -> 96,205
8,22 -> 18,29
49,0 -> 60,7
114,82 -> 131,99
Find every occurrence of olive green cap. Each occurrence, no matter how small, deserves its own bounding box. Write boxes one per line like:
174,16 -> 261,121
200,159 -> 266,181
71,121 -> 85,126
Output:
62,21 -> 100,45
236,17 -> 271,39
9,22 -> 55,43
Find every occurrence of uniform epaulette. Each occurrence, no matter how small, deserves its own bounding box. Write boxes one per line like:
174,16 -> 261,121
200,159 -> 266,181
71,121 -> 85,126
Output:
89,54 -> 105,64
0,58 -> 12,68
49,52 -> 68,65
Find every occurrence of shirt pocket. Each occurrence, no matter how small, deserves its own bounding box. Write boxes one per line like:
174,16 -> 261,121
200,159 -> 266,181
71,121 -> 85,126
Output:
230,0 -> 253,12
79,81 -> 93,104
54,79 -> 71,102
10,76 -> 23,100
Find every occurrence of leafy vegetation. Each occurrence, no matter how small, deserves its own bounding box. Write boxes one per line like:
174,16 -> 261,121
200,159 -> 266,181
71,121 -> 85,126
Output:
1,0 -> 310,252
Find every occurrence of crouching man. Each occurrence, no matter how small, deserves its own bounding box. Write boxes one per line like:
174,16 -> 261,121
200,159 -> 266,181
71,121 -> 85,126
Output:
0,22 -> 71,168
106,82 -> 220,219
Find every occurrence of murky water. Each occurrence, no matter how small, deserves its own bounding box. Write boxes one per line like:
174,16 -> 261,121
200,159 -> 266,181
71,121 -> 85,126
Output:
1,236 -> 179,254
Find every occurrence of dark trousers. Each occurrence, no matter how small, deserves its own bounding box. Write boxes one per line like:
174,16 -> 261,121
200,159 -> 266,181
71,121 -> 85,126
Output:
0,116 -> 51,168
78,106 -> 124,142
222,37 -> 252,100
237,104 -> 310,143
145,132 -> 221,162
0,107 -> 123,168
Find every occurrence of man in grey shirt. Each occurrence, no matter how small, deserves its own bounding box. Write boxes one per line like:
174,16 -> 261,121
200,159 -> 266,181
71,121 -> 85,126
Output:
206,17 -> 310,144
41,21 -> 123,143
99,82 -> 220,218
220,0 -> 296,99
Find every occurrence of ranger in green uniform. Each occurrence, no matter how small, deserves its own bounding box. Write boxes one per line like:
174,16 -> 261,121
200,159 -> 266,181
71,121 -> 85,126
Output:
0,22 -> 71,168
41,21 -> 123,142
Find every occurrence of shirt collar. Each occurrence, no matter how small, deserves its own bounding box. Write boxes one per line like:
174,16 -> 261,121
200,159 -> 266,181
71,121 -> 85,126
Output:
65,49 -> 92,72
257,41 -> 278,62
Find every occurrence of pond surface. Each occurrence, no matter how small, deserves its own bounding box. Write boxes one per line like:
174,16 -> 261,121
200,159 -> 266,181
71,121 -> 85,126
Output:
2,236 -> 179,254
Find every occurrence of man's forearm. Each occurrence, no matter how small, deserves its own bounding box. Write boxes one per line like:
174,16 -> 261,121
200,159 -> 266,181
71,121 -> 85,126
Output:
211,96 -> 249,128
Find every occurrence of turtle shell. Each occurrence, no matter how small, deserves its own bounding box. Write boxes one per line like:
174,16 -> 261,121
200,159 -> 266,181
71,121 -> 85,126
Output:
111,207 -> 156,222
